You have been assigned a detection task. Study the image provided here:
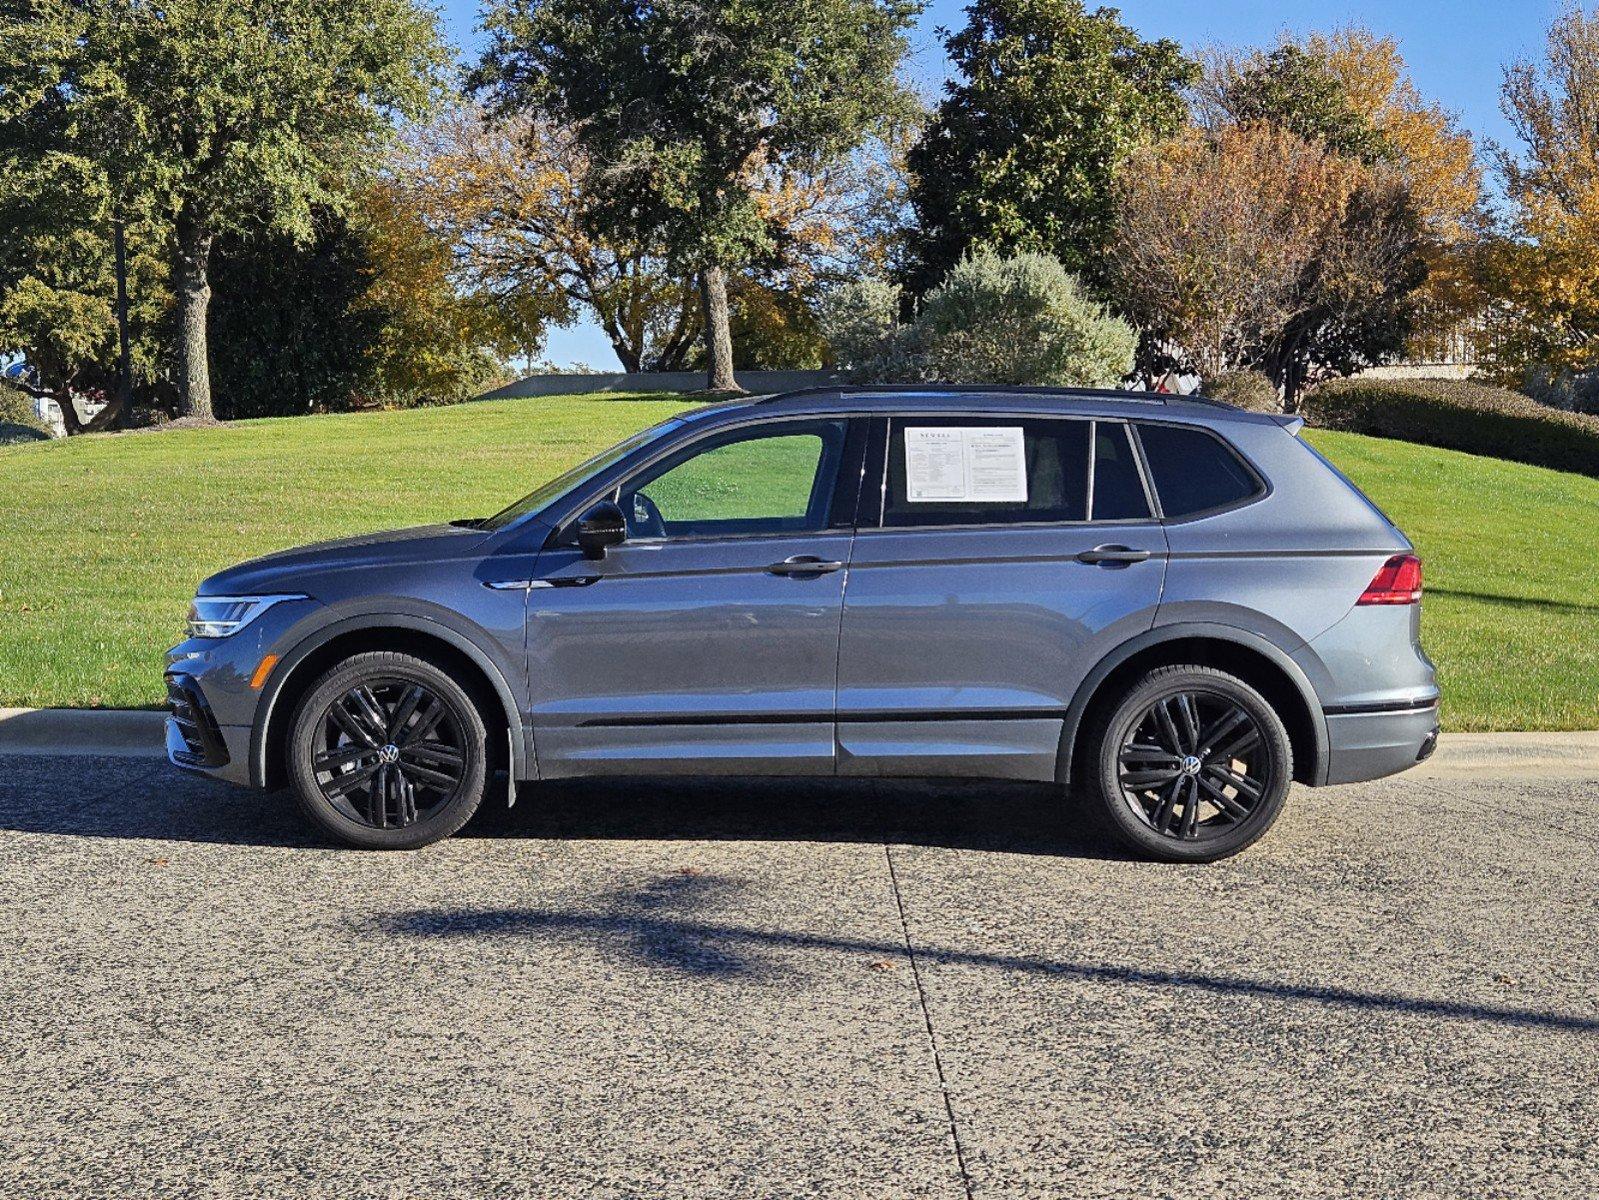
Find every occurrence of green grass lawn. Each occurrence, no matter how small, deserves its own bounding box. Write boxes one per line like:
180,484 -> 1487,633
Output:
1,395 -> 1594,729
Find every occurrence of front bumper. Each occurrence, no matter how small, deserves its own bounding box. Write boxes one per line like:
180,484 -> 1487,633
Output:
1323,701 -> 1440,785
164,671 -> 255,787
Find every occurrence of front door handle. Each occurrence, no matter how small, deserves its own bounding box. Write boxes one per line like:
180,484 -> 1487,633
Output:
767,555 -> 844,576
1076,544 -> 1151,565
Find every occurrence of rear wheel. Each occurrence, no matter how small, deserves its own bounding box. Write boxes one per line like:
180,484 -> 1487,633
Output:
1089,665 -> 1292,863
287,651 -> 488,849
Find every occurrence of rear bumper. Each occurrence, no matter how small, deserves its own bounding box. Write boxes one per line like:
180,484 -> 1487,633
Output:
1322,701 -> 1440,785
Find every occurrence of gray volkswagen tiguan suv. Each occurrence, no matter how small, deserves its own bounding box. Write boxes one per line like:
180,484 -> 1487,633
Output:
166,386 -> 1438,861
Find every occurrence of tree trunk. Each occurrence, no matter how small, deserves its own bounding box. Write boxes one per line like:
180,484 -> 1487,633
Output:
174,214 -> 215,420
699,265 -> 740,393
112,217 -> 133,429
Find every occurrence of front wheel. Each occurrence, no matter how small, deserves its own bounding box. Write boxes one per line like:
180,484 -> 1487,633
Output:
1088,665 -> 1293,863
287,651 -> 489,849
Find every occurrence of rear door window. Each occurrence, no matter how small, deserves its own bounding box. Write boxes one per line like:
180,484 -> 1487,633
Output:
1135,423 -> 1262,519
882,416 -> 1090,527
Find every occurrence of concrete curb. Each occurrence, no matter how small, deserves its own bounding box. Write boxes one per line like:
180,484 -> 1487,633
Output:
1,707 -> 1596,776
0,707 -> 167,758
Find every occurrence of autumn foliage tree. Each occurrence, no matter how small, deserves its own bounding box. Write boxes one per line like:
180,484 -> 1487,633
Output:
1479,6 -> 1599,399
1112,123 -> 1425,406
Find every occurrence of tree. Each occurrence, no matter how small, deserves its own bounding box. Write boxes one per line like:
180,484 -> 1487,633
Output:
1,0 -> 448,420
1478,6 -> 1599,394
1111,123 -> 1426,407
904,0 -> 1194,296
1196,43 -> 1391,163
475,0 -> 920,391
0,153 -> 169,432
1200,30 -> 1483,321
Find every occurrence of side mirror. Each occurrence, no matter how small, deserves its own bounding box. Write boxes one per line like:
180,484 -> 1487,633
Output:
576,500 -> 627,560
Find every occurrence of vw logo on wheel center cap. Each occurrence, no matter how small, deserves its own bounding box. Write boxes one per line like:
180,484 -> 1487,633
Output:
1180,755 -> 1203,776
377,743 -> 401,764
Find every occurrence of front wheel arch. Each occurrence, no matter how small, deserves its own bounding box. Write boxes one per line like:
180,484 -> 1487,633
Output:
254,617 -> 523,791
1060,626 -> 1327,788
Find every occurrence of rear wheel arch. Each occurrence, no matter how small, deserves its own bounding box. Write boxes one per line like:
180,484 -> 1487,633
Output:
1060,626 -> 1327,787
253,617 -> 524,791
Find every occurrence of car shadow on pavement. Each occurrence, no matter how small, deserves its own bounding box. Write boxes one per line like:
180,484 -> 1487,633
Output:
469,775 -> 1133,861
374,876 -> 1599,1036
0,758 -> 1128,858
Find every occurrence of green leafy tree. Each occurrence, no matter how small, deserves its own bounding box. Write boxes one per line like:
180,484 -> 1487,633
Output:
0,0 -> 448,420
1198,43 -> 1391,163
904,0 -> 1194,296
474,0 -> 920,391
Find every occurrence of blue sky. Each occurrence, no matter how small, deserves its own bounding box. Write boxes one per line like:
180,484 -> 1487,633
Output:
436,0 -> 1561,369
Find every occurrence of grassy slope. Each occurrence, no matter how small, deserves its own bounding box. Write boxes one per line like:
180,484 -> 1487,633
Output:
1304,429 -> 1598,732
0,396 -> 1593,729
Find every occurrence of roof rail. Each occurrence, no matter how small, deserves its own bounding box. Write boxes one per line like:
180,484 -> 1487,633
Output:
755,383 -> 1172,405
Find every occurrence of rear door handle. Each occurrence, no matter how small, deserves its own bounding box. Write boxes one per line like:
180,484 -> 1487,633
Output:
767,555 -> 844,576
1076,544 -> 1152,564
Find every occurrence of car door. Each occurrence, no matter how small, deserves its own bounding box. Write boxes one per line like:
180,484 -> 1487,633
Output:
836,413 -> 1169,780
526,415 -> 866,778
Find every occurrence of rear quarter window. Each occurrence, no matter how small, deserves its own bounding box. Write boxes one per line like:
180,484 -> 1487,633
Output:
1135,423 -> 1263,519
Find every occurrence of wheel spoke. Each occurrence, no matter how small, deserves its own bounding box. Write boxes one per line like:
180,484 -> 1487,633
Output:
1119,743 -> 1180,765
367,764 -> 391,827
400,760 -> 459,790
349,687 -> 390,743
404,698 -> 447,747
324,762 -> 379,799
395,771 -> 418,826
329,698 -> 380,748
1206,763 -> 1263,801
1152,779 -> 1180,834
1153,700 -> 1185,755
1120,768 -> 1181,789
1175,694 -> 1201,754
1210,726 -> 1261,764
314,744 -> 374,771
401,740 -> 464,768
1197,773 -> 1251,820
1180,778 -> 1202,839
387,685 -> 425,742
1195,708 -> 1248,758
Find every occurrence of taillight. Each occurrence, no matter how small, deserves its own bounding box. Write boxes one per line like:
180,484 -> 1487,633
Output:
1358,553 -> 1423,605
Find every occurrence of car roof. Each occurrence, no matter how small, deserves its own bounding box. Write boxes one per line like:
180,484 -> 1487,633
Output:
681,384 -> 1286,428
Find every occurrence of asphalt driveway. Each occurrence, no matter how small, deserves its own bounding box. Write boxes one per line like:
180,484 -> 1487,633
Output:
1,746 -> 1595,1198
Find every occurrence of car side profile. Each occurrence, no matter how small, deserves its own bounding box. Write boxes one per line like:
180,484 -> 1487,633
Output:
166,386 -> 1439,862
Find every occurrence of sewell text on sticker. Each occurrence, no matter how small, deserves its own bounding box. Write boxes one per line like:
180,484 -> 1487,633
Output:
904,426 -> 1028,503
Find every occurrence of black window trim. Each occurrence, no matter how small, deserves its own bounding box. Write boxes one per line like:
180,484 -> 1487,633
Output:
861,412 -> 1163,533
544,412 -> 867,548
1130,418 -> 1272,525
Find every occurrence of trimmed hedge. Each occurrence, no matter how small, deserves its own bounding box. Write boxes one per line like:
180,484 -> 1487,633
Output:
0,388 -> 52,444
1305,378 -> 1599,479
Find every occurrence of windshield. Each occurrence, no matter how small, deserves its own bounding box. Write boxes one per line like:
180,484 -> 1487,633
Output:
480,419 -> 684,531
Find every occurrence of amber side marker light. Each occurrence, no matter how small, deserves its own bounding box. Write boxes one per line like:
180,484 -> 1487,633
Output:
250,654 -> 280,689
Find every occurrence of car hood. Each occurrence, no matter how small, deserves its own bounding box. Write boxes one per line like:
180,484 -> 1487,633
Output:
198,523 -> 489,597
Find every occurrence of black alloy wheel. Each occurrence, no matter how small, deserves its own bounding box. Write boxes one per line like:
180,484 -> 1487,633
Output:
310,678 -> 467,829
1091,665 -> 1293,862
288,651 -> 489,849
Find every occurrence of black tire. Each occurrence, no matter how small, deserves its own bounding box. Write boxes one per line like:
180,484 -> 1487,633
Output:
1087,665 -> 1293,863
287,650 -> 489,850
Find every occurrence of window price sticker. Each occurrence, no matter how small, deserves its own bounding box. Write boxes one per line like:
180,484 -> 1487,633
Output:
904,426 -> 1027,503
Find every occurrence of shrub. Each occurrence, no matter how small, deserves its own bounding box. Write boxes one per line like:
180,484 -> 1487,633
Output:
915,251 -> 1136,386
1204,370 -> 1281,413
821,252 -> 1136,387
1305,377 -> 1599,478
818,278 -> 902,374
0,387 -> 52,444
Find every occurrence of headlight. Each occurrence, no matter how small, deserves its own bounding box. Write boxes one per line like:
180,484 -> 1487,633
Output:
185,594 -> 307,639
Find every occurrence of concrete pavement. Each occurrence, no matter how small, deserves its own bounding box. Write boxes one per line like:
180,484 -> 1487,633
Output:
0,752 -> 1595,1198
